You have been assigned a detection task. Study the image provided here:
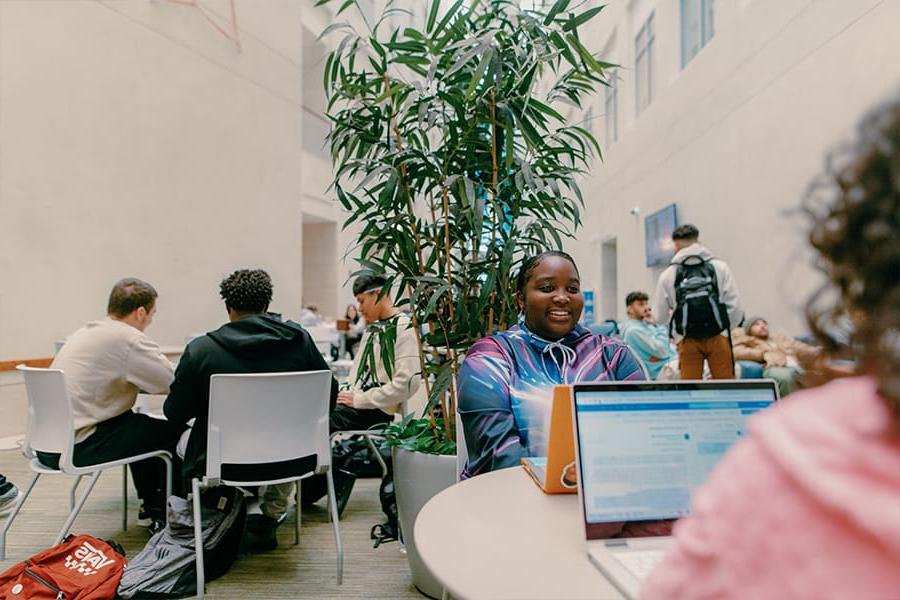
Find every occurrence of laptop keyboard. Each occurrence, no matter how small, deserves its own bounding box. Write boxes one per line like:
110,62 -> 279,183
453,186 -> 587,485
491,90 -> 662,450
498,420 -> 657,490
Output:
617,550 -> 664,580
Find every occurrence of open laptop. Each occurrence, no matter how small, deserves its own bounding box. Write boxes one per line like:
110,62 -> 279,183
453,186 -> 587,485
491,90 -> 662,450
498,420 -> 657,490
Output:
572,380 -> 779,599
521,385 -> 577,494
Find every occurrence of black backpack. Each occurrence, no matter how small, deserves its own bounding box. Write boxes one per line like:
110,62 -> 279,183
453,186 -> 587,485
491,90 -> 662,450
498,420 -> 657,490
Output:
671,255 -> 730,338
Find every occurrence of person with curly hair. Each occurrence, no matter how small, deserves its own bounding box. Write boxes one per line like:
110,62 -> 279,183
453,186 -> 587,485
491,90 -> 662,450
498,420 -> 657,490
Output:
164,269 -> 338,550
642,96 -> 900,599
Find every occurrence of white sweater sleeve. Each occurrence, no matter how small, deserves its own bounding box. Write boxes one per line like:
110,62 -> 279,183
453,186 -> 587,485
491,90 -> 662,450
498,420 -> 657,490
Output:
715,260 -> 744,329
125,336 -> 175,394
353,323 -> 422,414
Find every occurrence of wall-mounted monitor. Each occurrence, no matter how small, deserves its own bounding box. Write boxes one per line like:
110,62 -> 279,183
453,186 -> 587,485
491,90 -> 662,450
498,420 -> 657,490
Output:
644,204 -> 678,267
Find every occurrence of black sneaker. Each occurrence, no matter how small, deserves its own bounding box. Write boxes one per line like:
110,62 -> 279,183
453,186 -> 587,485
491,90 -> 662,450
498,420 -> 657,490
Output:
0,483 -> 22,518
148,518 -> 166,535
334,469 -> 356,519
137,504 -> 165,529
242,513 -> 280,552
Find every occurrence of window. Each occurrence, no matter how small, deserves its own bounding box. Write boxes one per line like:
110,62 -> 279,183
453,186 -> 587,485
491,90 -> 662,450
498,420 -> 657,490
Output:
604,70 -> 618,147
680,0 -> 714,67
584,106 -> 594,135
634,13 -> 654,114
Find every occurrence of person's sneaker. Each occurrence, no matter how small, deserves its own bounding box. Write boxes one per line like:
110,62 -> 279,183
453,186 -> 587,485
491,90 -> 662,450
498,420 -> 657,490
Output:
137,504 -> 165,528
333,469 -> 357,519
148,517 -> 166,535
0,484 -> 23,518
242,513 -> 281,552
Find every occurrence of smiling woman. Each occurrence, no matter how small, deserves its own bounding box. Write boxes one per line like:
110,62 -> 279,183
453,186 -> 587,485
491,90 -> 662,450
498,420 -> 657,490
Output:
457,251 -> 646,479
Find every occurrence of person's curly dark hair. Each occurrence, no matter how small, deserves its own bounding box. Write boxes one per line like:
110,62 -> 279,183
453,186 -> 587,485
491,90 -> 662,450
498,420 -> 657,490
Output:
803,96 -> 900,410
219,269 -> 273,313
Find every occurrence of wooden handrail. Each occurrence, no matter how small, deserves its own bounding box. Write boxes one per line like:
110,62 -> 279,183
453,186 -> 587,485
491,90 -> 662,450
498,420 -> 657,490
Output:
0,358 -> 53,372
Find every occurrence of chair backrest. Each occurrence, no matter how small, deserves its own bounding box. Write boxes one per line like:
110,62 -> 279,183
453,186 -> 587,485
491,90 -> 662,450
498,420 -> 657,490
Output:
17,366 -> 75,467
205,370 -> 333,485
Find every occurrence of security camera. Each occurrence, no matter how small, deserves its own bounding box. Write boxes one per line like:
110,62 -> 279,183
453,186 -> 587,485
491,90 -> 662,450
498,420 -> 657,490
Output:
629,206 -> 640,216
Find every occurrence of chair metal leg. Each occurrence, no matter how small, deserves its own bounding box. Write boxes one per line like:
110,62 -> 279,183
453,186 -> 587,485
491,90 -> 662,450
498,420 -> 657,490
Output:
363,435 -> 388,478
56,471 -> 101,545
294,480 -> 300,546
122,465 -> 128,532
192,479 -> 205,599
69,475 -> 83,510
329,431 -> 388,480
161,454 -> 173,524
325,469 -> 343,585
0,472 -> 40,561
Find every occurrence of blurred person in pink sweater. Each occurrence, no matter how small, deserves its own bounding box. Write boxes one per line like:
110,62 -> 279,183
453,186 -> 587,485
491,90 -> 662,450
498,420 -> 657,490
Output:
642,96 -> 900,599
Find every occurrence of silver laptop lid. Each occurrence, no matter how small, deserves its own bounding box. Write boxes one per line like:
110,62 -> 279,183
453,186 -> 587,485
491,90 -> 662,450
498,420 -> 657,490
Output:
572,380 -> 778,541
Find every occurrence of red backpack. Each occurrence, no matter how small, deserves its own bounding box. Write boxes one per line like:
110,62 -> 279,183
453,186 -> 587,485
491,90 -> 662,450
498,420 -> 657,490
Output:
0,534 -> 126,599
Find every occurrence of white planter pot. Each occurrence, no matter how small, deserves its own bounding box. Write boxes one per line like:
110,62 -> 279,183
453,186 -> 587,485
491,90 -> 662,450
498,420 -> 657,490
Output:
392,447 -> 457,599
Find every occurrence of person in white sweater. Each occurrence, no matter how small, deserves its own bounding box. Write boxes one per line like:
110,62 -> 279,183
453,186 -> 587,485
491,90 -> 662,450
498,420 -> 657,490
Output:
42,278 -> 184,528
334,273 -> 426,429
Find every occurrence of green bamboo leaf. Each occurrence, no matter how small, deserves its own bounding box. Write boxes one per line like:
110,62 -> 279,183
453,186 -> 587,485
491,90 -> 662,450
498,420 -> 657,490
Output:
426,0 -> 441,33
433,0 -> 465,38
565,33 -> 604,74
527,98 -> 565,122
465,48 -> 492,99
336,0 -> 354,16
543,0 -> 571,25
560,5 -> 605,32
370,37 -> 386,58
549,31 -> 578,67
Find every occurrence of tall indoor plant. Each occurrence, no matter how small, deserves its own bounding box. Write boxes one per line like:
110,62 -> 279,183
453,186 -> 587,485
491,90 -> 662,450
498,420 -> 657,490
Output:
319,0 -> 609,594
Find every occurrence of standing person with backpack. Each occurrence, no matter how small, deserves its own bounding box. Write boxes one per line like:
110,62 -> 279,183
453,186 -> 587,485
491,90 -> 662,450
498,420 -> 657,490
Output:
652,224 -> 744,379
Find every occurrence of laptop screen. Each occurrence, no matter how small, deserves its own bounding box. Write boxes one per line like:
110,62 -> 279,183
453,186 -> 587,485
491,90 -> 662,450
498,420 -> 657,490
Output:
572,381 -> 777,539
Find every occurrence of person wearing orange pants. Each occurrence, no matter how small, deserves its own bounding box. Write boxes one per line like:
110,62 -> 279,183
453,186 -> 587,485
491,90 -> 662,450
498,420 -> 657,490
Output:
677,335 -> 735,379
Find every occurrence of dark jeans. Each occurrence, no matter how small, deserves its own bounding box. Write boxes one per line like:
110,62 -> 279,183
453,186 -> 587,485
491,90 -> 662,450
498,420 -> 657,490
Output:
330,404 -> 393,433
37,411 -> 186,514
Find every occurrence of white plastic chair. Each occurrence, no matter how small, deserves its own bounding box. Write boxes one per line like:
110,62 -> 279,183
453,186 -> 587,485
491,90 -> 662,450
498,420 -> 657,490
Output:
191,370 -> 341,598
0,366 -> 172,560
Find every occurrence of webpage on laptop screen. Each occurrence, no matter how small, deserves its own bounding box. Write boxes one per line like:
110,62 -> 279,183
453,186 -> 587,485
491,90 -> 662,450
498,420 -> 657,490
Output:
576,388 -> 774,523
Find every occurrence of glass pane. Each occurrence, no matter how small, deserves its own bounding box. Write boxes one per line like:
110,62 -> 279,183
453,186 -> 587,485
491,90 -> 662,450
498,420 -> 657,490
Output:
702,0 -> 715,45
681,0 -> 700,67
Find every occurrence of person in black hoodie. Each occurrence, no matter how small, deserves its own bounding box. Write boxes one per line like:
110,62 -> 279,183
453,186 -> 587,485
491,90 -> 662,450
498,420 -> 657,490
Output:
163,269 -> 338,550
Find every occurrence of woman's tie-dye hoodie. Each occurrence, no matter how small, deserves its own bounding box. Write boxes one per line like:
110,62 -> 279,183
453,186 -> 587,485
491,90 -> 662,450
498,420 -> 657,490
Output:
457,323 -> 645,478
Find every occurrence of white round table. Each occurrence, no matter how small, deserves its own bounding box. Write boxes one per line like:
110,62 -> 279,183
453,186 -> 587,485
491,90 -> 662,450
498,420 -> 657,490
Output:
414,467 -> 623,600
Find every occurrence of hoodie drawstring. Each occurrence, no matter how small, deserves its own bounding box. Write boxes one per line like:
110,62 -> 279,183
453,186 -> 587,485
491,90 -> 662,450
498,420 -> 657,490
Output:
542,340 -> 577,381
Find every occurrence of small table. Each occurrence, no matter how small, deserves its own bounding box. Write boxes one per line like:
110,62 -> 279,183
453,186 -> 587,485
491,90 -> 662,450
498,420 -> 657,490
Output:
414,467 -> 623,600
159,345 -> 185,364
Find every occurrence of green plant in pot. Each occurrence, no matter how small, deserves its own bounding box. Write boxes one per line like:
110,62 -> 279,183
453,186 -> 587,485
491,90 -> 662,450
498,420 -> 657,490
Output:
319,0 -> 608,595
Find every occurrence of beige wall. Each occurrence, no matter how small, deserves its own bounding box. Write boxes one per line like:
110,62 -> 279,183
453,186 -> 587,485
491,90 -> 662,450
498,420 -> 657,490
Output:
0,0 -> 318,357
6,0 -> 896,359
569,0 -> 900,335
301,220 -> 339,319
